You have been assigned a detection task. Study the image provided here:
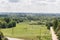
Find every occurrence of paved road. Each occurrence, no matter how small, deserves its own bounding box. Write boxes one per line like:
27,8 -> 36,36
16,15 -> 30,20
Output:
50,27 -> 58,40
6,37 -> 24,40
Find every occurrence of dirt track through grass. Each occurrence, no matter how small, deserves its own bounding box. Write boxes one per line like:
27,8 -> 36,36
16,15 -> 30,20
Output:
1,22 -> 51,40
50,27 -> 58,40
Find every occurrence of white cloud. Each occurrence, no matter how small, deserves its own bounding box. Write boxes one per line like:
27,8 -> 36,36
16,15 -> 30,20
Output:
0,0 -> 60,13
9,0 -> 19,3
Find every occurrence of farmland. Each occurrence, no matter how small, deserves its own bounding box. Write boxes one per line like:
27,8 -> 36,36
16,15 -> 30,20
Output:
0,13 -> 59,40
1,22 -> 51,40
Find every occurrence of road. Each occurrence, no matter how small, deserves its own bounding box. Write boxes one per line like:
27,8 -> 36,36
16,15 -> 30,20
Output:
6,37 -> 24,40
50,27 -> 58,40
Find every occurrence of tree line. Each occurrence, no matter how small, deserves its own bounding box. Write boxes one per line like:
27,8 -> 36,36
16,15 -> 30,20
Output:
46,18 -> 60,40
0,17 -> 24,28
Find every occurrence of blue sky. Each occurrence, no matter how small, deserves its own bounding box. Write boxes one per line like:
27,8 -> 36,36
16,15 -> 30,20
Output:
0,0 -> 60,13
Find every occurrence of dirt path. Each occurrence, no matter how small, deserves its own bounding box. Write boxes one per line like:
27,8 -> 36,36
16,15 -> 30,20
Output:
50,27 -> 58,40
6,37 -> 24,40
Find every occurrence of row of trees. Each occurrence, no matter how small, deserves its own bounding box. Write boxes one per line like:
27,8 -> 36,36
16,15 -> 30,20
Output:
53,18 -> 60,40
0,18 -> 16,28
46,18 -> 60,40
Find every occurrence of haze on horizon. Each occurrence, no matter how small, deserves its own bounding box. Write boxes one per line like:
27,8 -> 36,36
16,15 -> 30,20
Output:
0,0 -> 60,13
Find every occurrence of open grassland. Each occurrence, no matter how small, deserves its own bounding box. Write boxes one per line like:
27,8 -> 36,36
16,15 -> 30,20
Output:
1,22 -> 52,40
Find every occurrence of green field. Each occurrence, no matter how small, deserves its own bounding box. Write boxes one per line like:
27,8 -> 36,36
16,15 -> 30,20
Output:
1,22 -> 51,40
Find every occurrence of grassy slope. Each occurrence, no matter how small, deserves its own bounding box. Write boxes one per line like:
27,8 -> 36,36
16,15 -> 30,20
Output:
1,22 -> 51,40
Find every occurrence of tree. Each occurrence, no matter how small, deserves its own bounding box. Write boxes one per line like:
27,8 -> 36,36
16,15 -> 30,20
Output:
8,21 -> 16,28
1,22 -> 7,28
0,31 -> 4,40
52,18 -> 60,40
46,22 -> 53,30
55,23 -> 60,33
53,18 -> 58,30
4,18 -> 11,23
0,22 -> 2,31
12,21 -> 16,27
8,22 -> 13,28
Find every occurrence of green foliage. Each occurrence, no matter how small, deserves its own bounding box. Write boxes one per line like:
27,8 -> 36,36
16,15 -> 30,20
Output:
53,18 -> 60,40
1,22 -> 7,28
1,22 -> 51,40
13,18 -> 23,23
0,17 -> 16,28
8,21 -> 16,28
53,18 -> 58,30
0,31 -> 4,40
12,21 -> 16,27
4,38 -> 8,40
0,21 -> 7,28
0,22 -> 2,28
46,22 -> 53,30
0,31 -> 8,40
37,22 -> 45,25
29,21 -> 45,25
4,18 -> 11,23
8,22 -> 13,28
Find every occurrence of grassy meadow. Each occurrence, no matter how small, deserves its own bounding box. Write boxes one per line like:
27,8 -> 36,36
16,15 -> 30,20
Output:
1,22 -> 52,40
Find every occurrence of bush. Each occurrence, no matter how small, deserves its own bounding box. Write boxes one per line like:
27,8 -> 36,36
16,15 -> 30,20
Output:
1,22 -> 7,28
8,21 -> 16,28
29,22 -> 38,25
0,31 -> 4,40
0,22 -> 7,28
4,18 -> 11,23
53,19 -> 58,30
53,18 -> 60,40
4,38 -> 8,40
13,18 -> 23,23
16,20 -> 19,23
56,30 -> 60,40
12,21 -> 16,27
46,22 -> 53,29
37,22 -> 45,25
0,31 -> 8,40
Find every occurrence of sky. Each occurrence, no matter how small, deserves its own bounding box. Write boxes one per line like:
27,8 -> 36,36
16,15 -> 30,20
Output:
0,0 -> 60,13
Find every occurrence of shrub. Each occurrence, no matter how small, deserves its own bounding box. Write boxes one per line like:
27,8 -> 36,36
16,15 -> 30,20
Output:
37,22 -> 45,25
12,21 -> 16,27
8,21 -> 16,28
1,22 -> 7,28
46,22 -> 53,29
4,38 -> 8,40
53,19 -> 58,30
56,30 -> 60,40
0,31 -> 4,40
4,18 -> 11,23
